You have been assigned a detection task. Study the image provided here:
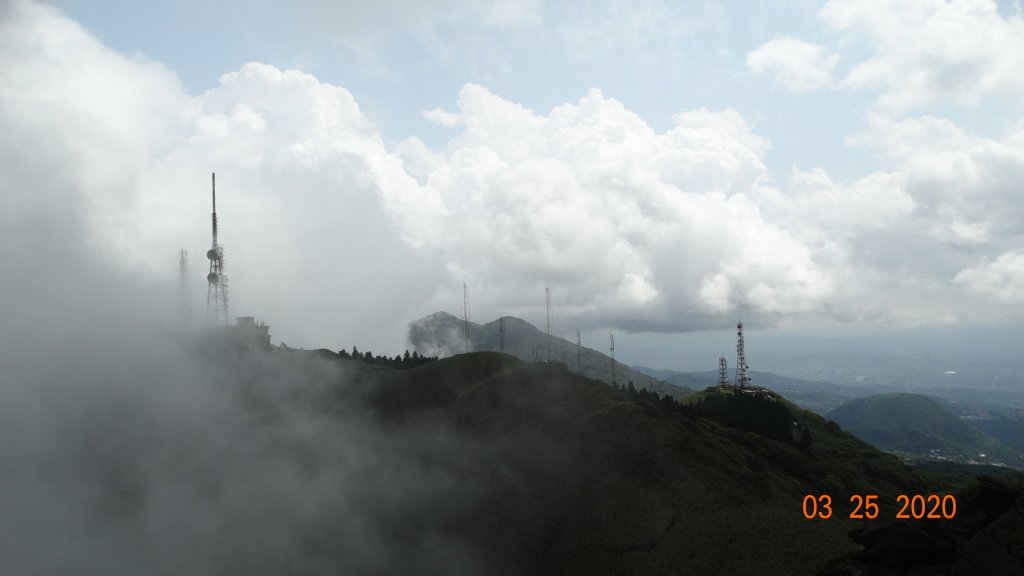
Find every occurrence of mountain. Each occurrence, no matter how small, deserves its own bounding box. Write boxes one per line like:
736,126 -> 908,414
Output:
633,366 -> 854,415
339,351 -> 950,575
826,393 -> 1024,469
339,351 -> 1024,575
408,312 -> 693,398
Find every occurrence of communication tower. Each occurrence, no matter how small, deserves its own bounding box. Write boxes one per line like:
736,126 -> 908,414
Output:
545,287 -> 552,362
609,330 -> 616,386
205,173 -> 230,327
576,328 -> 582,376
462,283 -> 471,354
718,355 -> 729,387
178,248 -> 190,332
499,315 -> 505,354
735,321 -> 751,388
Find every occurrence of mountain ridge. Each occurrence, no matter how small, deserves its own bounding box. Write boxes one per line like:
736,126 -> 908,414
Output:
408,311 -> 693,399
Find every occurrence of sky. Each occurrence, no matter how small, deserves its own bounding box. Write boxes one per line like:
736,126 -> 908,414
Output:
3,0 -> 1024,367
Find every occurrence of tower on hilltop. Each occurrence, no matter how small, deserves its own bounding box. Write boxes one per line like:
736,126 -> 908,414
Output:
205,173 -> 230,327
734,321 -> 751,388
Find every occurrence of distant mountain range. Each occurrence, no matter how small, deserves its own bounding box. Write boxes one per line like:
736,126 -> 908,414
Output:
826,393 -> 1024,469
632,366 -> 857,414
408,312 -> 693,399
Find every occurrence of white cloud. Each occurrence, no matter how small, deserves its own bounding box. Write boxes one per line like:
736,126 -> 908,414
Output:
955,252 -> 1024,303
746,36 -> 839,92
0,1 -> 444,351
8,0 -> 1024,345
746,1 -> 1024,110
821,0 -> 1024,110
847,113 -> 1024,246
395,85 -> 836,329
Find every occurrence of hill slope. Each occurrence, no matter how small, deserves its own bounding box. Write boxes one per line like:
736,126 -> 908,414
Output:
342,352 -> 955,575
827,393 -> 1024,469
634,366 -> 854,415
408,312 -> 692,398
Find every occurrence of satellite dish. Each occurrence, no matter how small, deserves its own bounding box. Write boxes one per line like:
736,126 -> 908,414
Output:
207,248 -> 220,260
207,272 -> 219,284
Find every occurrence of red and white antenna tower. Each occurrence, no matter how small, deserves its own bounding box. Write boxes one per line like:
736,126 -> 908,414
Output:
735,321 -> 751,388
205,173 -> 230,327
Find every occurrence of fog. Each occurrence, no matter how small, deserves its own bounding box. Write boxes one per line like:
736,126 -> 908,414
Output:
0,174 -> 510,576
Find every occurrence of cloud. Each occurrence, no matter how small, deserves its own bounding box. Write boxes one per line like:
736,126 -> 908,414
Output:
7,0 -> 1024,347
822,0 -> 1024,111
745,1 -> 1024,111
391,85 -> 839,330
847,113 -> 1024,247
0,0 -> 444,352
746,36 -> 839,92
955,252 -> 1024,303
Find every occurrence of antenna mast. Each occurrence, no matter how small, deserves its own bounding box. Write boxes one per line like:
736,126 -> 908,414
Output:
735,321 -> 751,388
178,248 -> 190,332
205,172 -> 230,327
576,328 -> 582,376
499,315 -> 505,354
462,283 -> 471,354
545,287 -> 552,362
609,330 -> 616,386
718,355 -> 729,387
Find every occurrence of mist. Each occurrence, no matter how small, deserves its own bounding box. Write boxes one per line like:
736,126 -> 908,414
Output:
0,143 -> 514,576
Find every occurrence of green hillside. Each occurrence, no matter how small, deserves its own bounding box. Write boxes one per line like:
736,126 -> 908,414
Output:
339,352 -> 952,575
408,312 -> 693,399
826,393 -> 1024,469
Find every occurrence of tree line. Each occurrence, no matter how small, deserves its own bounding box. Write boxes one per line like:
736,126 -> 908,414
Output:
338,346 -> 439,369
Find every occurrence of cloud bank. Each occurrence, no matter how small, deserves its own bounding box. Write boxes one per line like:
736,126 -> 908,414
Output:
4,0 -> 1024,348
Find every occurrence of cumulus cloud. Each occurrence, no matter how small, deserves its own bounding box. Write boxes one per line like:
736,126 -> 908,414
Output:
746,36 -> 839,92
8,0 -> 1024,347
822,0 -> 1024,111
955,252 -> 1024,303
746,1 -> 1024,111
847,113 -> 1024,246
0,0 -> 445,351
389,85 -> 839,330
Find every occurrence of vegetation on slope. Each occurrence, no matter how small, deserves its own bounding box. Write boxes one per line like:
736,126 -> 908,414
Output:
407,312 -> 692,399
333,352 -> 948,575
827,393 -> 1024,469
